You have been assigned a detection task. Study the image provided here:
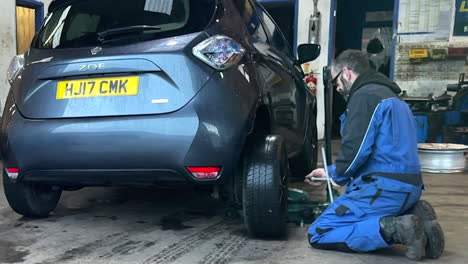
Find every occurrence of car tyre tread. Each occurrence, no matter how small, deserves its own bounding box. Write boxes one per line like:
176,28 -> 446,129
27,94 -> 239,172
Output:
242,135 -> 288,238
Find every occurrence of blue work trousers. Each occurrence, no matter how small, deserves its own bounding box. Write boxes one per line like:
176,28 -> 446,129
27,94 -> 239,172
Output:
307,179 -> 422,252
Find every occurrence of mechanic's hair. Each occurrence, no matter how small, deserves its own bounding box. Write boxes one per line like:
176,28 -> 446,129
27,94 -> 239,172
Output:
332,50 -> 370,75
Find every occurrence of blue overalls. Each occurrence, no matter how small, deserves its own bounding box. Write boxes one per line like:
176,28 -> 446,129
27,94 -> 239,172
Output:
308,86 -> 424,252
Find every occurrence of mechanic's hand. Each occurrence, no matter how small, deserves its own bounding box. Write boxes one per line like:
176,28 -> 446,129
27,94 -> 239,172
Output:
304,168 -> 341,188
304,168 -> 326,186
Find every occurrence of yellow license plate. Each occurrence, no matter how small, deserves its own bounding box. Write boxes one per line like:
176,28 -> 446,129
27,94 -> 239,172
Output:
56,76 -> 139,99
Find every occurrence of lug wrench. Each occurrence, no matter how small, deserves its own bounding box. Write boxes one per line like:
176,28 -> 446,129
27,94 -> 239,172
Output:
308,147 -> 334,203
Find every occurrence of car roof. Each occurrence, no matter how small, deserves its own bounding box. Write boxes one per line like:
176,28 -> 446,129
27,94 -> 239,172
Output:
49,0 -> 220,13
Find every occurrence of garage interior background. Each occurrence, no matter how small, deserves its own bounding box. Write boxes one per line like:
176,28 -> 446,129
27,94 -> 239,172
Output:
1,0 -> 467,139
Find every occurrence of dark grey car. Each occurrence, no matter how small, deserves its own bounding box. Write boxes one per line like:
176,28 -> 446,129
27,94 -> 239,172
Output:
2,0 -> 320,237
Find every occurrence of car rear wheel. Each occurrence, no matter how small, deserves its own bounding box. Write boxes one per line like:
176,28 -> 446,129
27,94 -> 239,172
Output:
242,135 -> 288,238
3,172 -> 61,218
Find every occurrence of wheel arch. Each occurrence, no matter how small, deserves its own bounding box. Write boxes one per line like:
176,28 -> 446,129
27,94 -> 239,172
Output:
222,102 -> 273,204
246,104 -> 272,144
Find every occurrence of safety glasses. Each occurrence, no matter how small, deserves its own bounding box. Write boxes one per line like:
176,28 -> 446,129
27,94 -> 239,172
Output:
331,70 -> 342,86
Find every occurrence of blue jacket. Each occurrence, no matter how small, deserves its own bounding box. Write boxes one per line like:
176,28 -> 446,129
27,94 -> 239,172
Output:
328,70 -> 422,192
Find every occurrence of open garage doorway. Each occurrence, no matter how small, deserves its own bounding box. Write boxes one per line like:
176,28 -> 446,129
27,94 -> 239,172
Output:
331,0 -> 396,138
16,0 -> 44,54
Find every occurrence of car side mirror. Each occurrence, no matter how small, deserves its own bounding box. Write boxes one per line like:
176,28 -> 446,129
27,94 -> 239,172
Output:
297,44 -> 321,64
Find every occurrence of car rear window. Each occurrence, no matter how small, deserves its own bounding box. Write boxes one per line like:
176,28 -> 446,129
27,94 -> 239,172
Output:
33,0 -> 216,49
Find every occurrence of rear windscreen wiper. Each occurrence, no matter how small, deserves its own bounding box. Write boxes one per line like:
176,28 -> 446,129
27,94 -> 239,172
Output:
97,25 -> 162,41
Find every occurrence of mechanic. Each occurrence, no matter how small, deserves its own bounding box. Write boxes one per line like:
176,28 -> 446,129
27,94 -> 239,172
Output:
305,50 -> 444,260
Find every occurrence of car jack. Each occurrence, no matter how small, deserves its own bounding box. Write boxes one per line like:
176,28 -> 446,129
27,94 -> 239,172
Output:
287,188 -> 340,226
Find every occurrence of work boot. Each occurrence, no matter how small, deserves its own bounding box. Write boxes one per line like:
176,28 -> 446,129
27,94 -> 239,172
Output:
380,215 -> 426,261
407,200 -> 437,220
407,200 -> 445,259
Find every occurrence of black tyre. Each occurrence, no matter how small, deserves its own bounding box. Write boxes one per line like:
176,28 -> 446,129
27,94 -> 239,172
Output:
242,135 -> 289,238
290,122 -> 318,179
3,172 -> 62,218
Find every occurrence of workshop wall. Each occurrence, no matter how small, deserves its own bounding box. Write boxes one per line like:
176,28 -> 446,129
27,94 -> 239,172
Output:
394,0 -> 468,97
0,1 -> 17,115
395,42 -> 468,97
43,0 -> 52,10
0,0 -> 52,115
298,0 -> 332,139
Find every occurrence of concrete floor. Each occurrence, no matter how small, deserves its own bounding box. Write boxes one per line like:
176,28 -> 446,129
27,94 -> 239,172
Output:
0,166 -> 466,263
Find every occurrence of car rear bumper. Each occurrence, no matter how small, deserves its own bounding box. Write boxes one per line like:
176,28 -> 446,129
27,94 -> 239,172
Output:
1,69 -> 258,186
3,109 -> 203,184
21,169 -> 188,186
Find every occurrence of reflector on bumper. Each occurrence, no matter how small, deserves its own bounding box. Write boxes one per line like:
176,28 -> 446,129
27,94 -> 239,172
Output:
6,168 -> 19,180
186,167 -> 221,179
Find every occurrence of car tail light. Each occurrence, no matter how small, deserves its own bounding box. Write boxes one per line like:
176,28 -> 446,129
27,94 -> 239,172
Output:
192,35 -> 245,70
6,168 -> 19,180
186,167 -> 222,179
7,55 -> 24,83
7,168 -> 19,173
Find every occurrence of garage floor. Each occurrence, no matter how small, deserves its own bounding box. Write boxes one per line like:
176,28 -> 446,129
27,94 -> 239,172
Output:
0,150 -> 467,263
